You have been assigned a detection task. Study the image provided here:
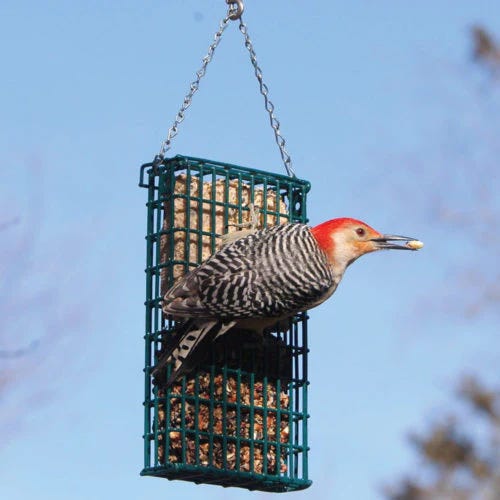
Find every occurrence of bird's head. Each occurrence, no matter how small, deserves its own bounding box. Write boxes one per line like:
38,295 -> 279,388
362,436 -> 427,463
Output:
311,217 -> 423,270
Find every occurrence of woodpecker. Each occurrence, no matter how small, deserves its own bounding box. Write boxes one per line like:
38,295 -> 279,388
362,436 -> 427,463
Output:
154,218 -> 423,387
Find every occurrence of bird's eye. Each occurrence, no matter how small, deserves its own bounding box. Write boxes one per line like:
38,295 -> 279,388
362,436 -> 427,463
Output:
356,227 -> 366,237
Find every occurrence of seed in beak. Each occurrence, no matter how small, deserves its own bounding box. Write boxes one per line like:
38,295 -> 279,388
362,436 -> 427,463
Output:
405,240 -> 424,250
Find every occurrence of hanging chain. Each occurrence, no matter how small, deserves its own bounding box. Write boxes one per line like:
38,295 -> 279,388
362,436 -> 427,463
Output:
156,1 -> 295,178
237,19 -> 295,177
155,14 -> 232,163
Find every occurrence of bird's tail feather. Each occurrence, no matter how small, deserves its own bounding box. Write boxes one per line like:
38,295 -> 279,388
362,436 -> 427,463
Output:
152,319 -> 236,388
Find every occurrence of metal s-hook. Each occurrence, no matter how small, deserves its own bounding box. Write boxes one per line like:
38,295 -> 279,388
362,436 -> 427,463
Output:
226,0 -> 244,20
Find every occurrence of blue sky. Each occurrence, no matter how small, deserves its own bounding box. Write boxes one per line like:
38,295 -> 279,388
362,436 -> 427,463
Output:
1,2 -> 499,499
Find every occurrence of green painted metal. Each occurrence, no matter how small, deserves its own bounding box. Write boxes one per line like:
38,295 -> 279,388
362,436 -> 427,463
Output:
140,155 -> 312,492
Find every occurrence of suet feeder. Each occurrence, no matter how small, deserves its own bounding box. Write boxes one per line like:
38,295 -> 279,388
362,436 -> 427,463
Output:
140,156 -> 312,491
139,1 -> 312,491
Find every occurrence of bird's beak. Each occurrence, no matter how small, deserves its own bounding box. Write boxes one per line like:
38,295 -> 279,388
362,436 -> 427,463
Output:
370,234 -> 423,251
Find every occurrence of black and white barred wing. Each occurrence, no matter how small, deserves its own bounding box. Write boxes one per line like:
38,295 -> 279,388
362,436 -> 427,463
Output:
163,223 -> 334,320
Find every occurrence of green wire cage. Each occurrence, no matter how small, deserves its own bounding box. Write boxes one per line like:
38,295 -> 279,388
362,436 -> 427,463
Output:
140,155 -> 312,492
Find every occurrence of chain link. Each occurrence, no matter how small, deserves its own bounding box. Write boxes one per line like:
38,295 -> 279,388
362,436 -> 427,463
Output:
238,19 -> 295,177
156,15 -> 231,163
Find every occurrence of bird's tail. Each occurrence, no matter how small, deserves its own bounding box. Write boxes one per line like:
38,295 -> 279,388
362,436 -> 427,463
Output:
152,319 -> 236,388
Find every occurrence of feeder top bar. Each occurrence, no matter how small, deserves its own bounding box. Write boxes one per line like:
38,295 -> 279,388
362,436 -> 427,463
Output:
140,155 -> 311,191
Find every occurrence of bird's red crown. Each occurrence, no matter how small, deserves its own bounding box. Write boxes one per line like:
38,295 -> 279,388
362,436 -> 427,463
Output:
311,217 -> 379,253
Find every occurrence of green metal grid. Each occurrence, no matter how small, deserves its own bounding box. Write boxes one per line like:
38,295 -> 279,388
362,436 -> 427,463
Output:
140,155 -> 312,492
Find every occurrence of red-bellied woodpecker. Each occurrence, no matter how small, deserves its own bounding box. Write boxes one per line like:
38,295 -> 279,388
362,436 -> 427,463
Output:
154,217 -> 423,386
